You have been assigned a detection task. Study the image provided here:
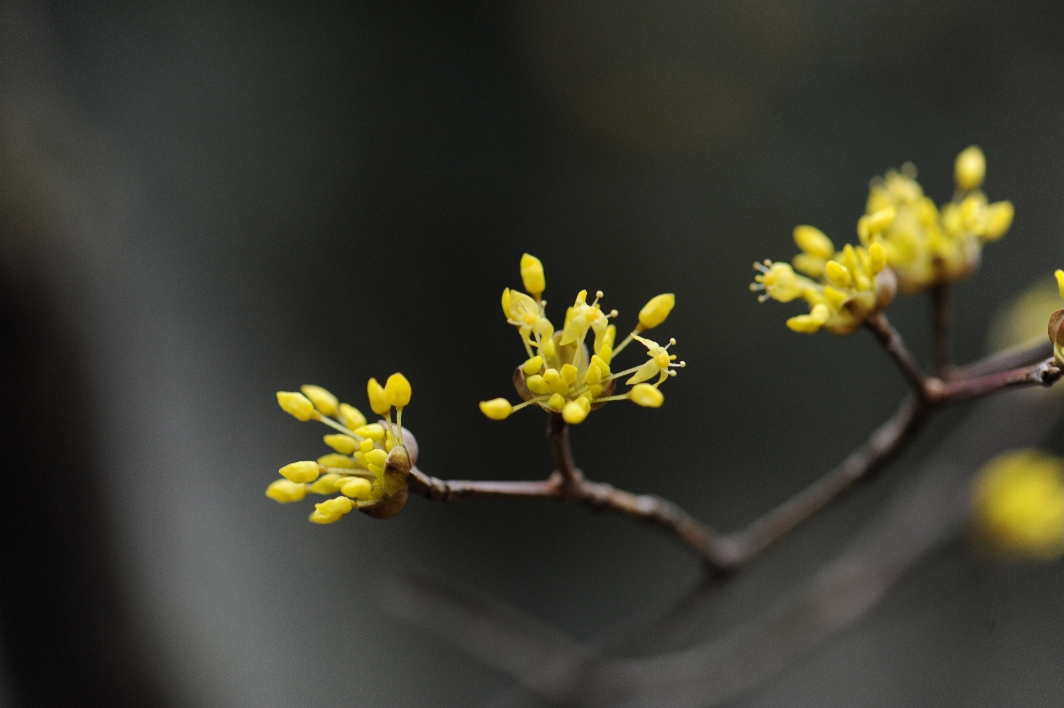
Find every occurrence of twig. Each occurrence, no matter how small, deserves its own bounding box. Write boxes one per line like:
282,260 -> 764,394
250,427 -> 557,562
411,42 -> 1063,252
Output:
932,284 -> 952,376
864,313 -> 930,398
935,357 -> 1061,402
954,339 -> 1053,380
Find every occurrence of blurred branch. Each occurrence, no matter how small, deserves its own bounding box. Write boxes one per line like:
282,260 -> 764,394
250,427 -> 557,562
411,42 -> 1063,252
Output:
932,284 -> 952,376
388,388 -> 1064,708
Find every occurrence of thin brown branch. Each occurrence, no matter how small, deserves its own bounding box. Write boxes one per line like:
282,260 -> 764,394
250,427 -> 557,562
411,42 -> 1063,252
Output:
546,413 -> 581,489
953,339 -> 1054,380
864,313 -> 929,397
931,284 -> 952,376
936,357 -> 1062,402
408,394 -> 930,571
724,395 -> 926,563
407,470 -> 562,501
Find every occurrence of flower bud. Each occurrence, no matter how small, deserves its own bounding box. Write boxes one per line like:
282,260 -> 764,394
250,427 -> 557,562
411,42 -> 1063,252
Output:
339,403 -> 367,430
300,385 -> 338,416
276,391 -> 316,421
793,225 -> 835,260
520,253 -> 546,297
384,372 -> 412,408
629,383 -> 664,408
955,145 -> 986,192
323,434 -> 358,454
479,398 -> 513,420
638,293 -> 675,330
265,479 -> 307,504
366,378 -> 391,416
279,461 -> 320,483
562,400 -> 588,424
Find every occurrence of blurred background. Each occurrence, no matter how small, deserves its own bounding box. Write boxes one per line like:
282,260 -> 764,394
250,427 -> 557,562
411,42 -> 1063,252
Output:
1,1 -> 1061,706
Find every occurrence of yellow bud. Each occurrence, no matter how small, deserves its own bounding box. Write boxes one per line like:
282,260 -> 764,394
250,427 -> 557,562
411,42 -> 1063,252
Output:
629,383 -> 664,408
277,391 -> 316,421
1056,270 -> 1064,300
541,337 -> 557,358
584,363 -> 602,386
603,324 -> 616,350
300,385 -> 338,416
560,363 -> 578,386
340,478 -> 373,499
359,438 -> 375,453
543,368 -> 568,395
309,510 -> 342,524
869,241 -> 887,273
793,225 -> 835,260
339,403 -> 367,430
353,423 -> 385,440
955,145 -> 986,192
479,398 -> 513,420
823,286 -> 849,309
317,453 -> 356,469
546,393 -> 566,410
825,260 -> 853,289
384,373 -> 412,408
265,478 -> 307,503
562,400 -> 588,424
982,201 -> 1014,241
591,354 -> 611,376
364,448 -> 388,468
323,434 -> 358,454
786,304 -> 829,334
317,496 -> 354,516
638,294 -> 675,330
501,288 -> 512,318
522,355 -> 544,375
856,206 -> 896,241
520,253 -> 546,296
792,253 -> 826,278
279,461 -> 320,483
310,473 -> 342,494
525,375 -> 550,395
367,377 -> 391,416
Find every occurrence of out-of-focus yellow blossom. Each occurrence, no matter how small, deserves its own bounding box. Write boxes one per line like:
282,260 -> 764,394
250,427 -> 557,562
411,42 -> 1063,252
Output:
482,254 -> 684,423
1051,269 -> 1064,365
972,449 -> 1064,561
269,378 -> 416,521
860,147 -> 1014,292
986,276 -> 1064,353
751,231 -> 894,335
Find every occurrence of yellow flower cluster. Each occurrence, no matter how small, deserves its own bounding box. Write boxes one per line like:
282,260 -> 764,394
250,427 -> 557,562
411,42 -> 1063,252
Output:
750,227 -> 894,335
972,449 -> 1064,560
480,254 -> 683,424
268,377 -> 415,523
859,146 -> 1014,292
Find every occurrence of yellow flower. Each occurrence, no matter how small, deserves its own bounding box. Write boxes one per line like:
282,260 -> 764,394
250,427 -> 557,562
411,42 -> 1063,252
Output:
972,449 -> 1064,560
861,148 -> 1013,291
1052,269 -> 1064,365
269,377 -> 416,522
751,238 -> 894,335
481,254 -> 685,423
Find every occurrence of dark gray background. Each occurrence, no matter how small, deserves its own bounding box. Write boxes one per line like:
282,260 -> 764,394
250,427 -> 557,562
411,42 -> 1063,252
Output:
1,1 -> 1061,706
